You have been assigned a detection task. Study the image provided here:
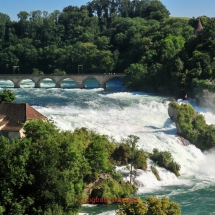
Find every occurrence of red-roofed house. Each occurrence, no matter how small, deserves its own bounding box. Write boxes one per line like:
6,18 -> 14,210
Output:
0,101 -> 47,139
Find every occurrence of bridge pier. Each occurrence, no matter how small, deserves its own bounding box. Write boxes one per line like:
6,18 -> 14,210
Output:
98,83 -> 106,89
55,83 -> 61,88
35,83 -> 40,88
14,83 -> 20,88
77,82 -> 85,89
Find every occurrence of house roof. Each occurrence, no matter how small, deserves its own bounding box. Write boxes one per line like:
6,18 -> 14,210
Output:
195,19 -> 204,32
0,102 -> 47,132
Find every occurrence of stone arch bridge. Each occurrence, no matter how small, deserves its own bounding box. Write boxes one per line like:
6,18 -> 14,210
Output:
0,74 -> 125,88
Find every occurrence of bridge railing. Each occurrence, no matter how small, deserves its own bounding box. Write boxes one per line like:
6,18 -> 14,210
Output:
0,73 -> 125,76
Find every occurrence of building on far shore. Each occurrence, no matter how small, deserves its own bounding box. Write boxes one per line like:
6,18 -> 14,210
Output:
194,19 -> 204,35
0,101 -> 47,139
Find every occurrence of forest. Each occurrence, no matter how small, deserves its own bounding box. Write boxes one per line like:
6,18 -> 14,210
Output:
0,0 -> 215,97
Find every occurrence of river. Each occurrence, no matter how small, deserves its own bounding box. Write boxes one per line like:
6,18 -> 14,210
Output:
1,78 -> 215,215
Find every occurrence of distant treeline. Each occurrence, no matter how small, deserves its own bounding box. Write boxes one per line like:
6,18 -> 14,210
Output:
0,0 -> 214,96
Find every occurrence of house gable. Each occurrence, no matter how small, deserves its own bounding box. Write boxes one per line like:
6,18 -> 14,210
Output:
0,102 -> 46,137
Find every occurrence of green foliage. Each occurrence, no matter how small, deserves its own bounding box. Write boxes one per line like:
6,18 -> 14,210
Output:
52,69 -> 66,75
32,68 -> 44,75
116,196 -> 181,215
133,149 -> 148,170
0,0 -> 214,98
112,143 -> 131,165
169,101 -> 215,150
0,89 -> 16,102
112,135 -> 148,180
0,119 -> 128,214
90,177 -> 137,204
0,120 -> 91,214
150,148 -> 181,176
151,166 -> 161,181
0,119 -> 142,212
84,134 -> 114,182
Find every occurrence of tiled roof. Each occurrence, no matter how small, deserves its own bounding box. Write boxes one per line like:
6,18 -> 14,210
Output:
0,102 -> 47,132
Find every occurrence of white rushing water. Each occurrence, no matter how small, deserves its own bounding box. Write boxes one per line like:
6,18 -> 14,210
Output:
1,79 -> 215,214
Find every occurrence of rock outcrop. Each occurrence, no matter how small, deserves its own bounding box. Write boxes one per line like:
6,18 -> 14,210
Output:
168,101 -> 215,151
168,104 -> 183,135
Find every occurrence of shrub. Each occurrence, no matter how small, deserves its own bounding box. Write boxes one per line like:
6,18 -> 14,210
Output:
151,166 -> 161,181
52,69 -> 66,75
0,89 -> 16,102
90,178 -> 137,204
150,148 -> 180,176
116,196 -> 181,215
32,68 -> 44,75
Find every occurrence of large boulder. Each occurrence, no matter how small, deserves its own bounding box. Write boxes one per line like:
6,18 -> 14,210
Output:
168,101 -> 215,151
168,104 -> 183,135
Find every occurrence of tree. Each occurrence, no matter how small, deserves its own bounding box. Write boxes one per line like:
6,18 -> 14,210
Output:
17,11 -> 29,21
125,135 -> 140,183
116,196 -> 181,215
145,0 -> 170,20
32,68 -> 44,75
124,63 -> 148,90
0,89 -> 16,102
0,120 -> 91,214
52,69 -> 66,75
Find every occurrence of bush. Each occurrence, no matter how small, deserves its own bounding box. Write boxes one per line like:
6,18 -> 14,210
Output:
116,196 -> 181,215
133,150 -> 148,170
150,148 -> 180,176
151,166 -> 161,181
112,143 -> 131,165
32,68 -> 44,75
52,69 -> 66,75
112,142 -> 148,170
0,89 -> 16,102
90,178 -> 137,204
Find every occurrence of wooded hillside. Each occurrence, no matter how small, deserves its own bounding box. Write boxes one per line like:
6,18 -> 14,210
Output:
0,0 -> 214,96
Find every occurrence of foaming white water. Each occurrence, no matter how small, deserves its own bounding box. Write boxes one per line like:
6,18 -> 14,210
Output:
97,211 -> 115,215
116,159 -> 193,194
33,91 -> 209,186
194,150 -> 215,181
5,79 -> 215,193
34,93 -> 205,181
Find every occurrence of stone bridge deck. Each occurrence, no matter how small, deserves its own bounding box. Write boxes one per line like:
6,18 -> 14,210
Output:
0,73 -> 125,88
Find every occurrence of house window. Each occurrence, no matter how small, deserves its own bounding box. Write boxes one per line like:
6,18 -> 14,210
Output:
1,131 -> 9,138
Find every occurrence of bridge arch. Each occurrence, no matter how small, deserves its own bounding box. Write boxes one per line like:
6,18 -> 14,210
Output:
56,77 -> 78,88
0,78 -> 15,88
36,77 -> 57,88
105,77 -> 124,90
0,74 -> 125,88
104,76 -> 124,83
82,76 -> 101,88
82,76 -> 101,85
17,78 -> 36,88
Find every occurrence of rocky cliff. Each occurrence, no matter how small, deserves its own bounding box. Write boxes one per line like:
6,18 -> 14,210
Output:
168,101 -> 215,151
168,104 -> 183,136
